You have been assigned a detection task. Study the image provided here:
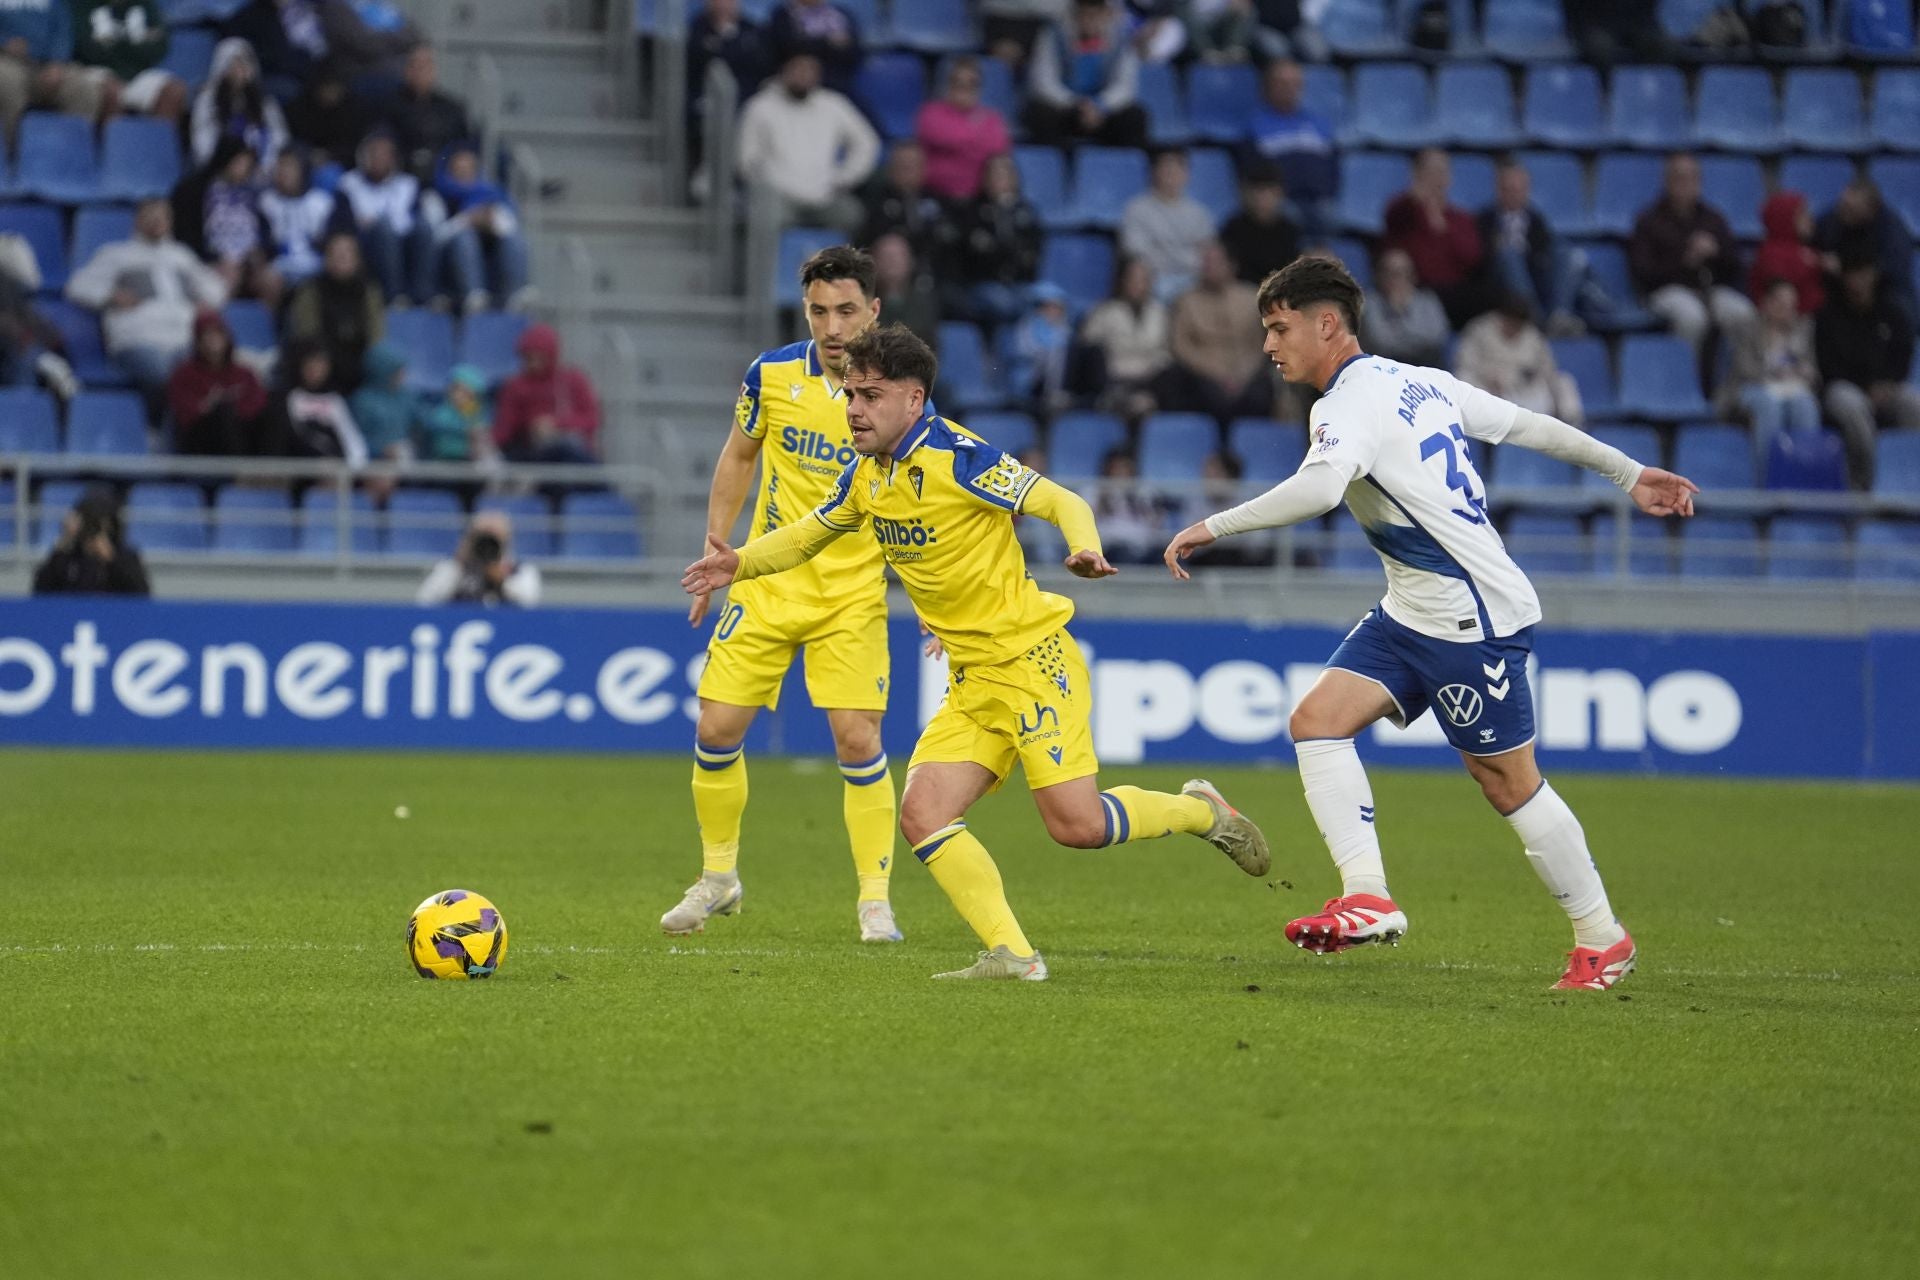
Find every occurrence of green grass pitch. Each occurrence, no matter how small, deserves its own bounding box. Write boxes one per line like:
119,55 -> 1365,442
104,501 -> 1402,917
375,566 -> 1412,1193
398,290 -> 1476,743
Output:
2,749 -> 1916,1278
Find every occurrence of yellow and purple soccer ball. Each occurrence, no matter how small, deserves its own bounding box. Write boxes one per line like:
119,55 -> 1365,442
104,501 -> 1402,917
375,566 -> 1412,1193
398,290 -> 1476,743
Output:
406,890 -> 509,979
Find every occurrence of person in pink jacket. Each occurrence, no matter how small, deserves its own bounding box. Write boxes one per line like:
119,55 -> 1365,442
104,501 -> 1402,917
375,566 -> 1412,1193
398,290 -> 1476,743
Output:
914,56 -> 1010,202
492,323 -> 602,464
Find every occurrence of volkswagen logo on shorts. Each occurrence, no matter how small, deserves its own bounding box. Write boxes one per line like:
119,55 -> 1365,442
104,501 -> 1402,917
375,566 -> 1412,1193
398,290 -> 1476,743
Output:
1436,684 -> 1483,726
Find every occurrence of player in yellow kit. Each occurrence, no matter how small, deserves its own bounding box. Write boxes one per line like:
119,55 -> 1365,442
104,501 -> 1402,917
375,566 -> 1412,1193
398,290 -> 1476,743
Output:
683,325 -> 1273,981
662,247 -> 903,944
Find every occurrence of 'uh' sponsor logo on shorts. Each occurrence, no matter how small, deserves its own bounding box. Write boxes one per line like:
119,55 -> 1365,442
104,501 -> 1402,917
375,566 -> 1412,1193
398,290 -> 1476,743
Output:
780,426 -> 857,466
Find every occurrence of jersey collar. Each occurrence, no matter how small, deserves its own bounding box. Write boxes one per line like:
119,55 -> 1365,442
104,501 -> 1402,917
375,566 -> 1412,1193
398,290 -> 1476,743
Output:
1321,351 -> 1369,394
806,341 -> 823,377
891,410 -> 939,464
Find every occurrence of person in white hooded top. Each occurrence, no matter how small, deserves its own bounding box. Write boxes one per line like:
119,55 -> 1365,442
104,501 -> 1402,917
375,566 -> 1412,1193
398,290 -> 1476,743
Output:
190,37 -> 290,169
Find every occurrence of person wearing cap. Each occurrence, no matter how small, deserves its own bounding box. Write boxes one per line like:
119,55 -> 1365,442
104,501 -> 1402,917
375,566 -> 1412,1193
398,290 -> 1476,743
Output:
416,363 -> 495,463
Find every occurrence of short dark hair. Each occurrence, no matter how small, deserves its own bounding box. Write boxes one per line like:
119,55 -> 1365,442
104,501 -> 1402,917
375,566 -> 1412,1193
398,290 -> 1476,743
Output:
1256,255 -> 1364,336
843,323 -> 938,391
799,245 -> 877,300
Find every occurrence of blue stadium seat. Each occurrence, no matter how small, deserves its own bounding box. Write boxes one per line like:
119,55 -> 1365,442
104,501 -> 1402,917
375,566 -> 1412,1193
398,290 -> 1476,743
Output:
1577,242 -> 1659,330
299,487 -> 379,557
1693,67 -> 1780,152
1588,152 -> 1666,237
968,55 -> 1016,120
15,113 -> 99,203
213,486 -> 295,553
158,25 -> 217,86
37,298 -> 122,386
0,387 -> 60,452
1186,148 -> 1238,224
383,487 -> 463,557
162,0 -> 251,20
889,0 -> 974,53
1139,413 -> 1218,481
1856,520 -> 1920,581
1138,62 -> 1189,145
1066,146 -> 1148,230
1014,145 -> 1070,229
33,479 -> 88,546
1617,335 -> 1708,419
222,299 -> 276,352
1678,515 -> 1762,578
963,411 -> 1037,458
1488,444 -> 1577,489
457,311 -> 527,386
1321,0 -> 1405,58
1325,237 -> 1374,292
1782,69 -> 1867,151
1436,63 -> 1519,148
1449,153 -> 1497,213
1187,64 -> 1258,143
126,481 -> 209,551
1327,521 -> 1382,572
1657,0 -> 1720,42
1846,0 -> 1915,56
1699,155 -> 1765,239
1517,151 -> 1590,237
1672,423 -> 1756,490
1868,157 -> 1920,235
1521,63 -> 1603,149
1336,151 -> 1409,236
100,118 -> 183,201
1481,0 -> 1573,59
476,494 -> 556,558
1302,64 -> 1349,140
71,204 -> 134,273
0,477 -> 13,547
0,203 -> 66,290
66,391 -> 148,455
1037,234 -> 1113,309
1047,411 -> 1126,478
1767,515 -> 1848,580
1765,429 -> 1848,490
559,491 -> 642,559
1352,63 -> 1434,148
1588,511 -> 1673,575
1227,419 -> 1306,482
1580,425 -> 1662,488
384,309 -> 455,395
1608,65 -> 1689,149
1505,513 -> 1586,575
1779,155 -> 1858,215
775,227 -> 838,306
853,53 -> 927,141
1872,431 -> 1920,495
1870,68 -> 1920,151
936,321 -> 1003,411
1550,338 -> 1618,420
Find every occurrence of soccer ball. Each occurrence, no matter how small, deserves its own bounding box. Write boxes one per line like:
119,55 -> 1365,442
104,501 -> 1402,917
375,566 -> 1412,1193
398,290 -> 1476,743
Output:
406,890 -> 509,979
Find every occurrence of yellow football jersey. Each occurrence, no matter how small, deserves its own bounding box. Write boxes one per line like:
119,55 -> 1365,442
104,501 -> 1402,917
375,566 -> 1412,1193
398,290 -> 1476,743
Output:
814,414 -> 1074,670
734,339 -> 887,607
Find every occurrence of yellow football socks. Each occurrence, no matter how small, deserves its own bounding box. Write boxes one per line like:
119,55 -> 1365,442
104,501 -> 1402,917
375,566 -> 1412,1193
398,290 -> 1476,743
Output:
912,822 -> 1033,956
840,751 -> 897,902
1100,786 -> 1213,844
691,740 -> 747,874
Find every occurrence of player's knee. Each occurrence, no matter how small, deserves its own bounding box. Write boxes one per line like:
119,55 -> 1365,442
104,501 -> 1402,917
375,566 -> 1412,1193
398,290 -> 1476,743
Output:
1043,808 -> 1107,849
1288,703 -> 1341,743
1471,767 -> 1534,815
832,724 -> 883,764
898,799 -> 951,848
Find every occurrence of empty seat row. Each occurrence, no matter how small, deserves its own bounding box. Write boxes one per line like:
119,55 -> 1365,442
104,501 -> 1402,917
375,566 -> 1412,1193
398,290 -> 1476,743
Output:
0,115 -> 182,205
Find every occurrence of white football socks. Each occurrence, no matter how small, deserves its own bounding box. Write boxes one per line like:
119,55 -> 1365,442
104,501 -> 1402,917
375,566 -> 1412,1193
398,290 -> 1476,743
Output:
1506,781 -> 1626,950
1295,738 -> 1390,900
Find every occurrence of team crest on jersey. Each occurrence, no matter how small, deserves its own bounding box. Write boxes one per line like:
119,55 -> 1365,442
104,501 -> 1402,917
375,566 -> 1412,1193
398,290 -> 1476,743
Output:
908,465 -> 924,500
789,382 -> 804,401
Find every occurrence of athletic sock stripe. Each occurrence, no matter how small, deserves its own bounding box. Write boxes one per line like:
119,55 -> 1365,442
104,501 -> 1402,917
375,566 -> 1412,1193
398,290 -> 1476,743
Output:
912,822 -> 966,863
839,753 -> 890,782
694,739 -> 744,764
1100,791 -> 1130,844
840,750 -> 887,771
1098,794 -> 1116,847
842,767 -> 889,786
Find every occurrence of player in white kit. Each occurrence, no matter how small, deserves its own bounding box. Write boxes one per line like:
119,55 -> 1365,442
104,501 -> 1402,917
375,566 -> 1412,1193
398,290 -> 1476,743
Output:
1163,256 -> 1699,990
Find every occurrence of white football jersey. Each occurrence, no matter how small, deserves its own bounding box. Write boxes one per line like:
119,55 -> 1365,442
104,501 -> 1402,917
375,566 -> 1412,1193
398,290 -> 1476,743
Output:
1304,354 -> 1542,643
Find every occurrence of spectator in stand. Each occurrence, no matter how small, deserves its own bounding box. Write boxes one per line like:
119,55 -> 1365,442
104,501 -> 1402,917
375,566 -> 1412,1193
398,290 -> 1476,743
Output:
417,511 -> 541,608
70,0 -> 189,125
859,141 -> 948,267
0,0 -> 111,140
433,140 -> 531,312
1816,259 -> 1920,490
1722,277 -> 1819,464
1749,191 -> 1824,314
284,57 -> 372,167
318,0 -> 419,83
494,323 -> 601,465
1168,240 -> 1269,420
1120,147 -> 1214,301
33,488 -> 149,597
1454,291 -> 1582,424
1024,0 -> 1148,148
768,0 -> 861,96
1815,178 -> 1915,321
415,363 -> 494,463
1129,1 -> 1187,64
285,230 -> 383,391
269,339 -> 367,462
1092,448 -> 1164,563
1218,160 -> 1298,287
871,232 -> 941,350
1564,0 -> 1667,66
336,126 -> 430,306
1361,247 -> 1448,369
191,38 -> 290,169
167,309 -> 271,456
1003,281 -> 1093,413
348,340 -> 416,464
0,230 -> 78,399
65,197 -> 227,416
1177,451 -> 1262,567
916,56 -> 1011,202
223,0 -> 330,96
1383,147 -> 1489,328
1080,253 -> 1172,415
736,52 -> 879,235
261,146 -> 342,288
1480,157 -> 1584,337
688,0 -> 767,165
383,45 -> 470,183
951,151 -> 1043,328
1629,151 -> 1756,357
1185,0 -> 1261,63
173,139 -> 281,308
983,0 -> 1067,65
1252,0 -> 1328,61
1245,57 -> 1336,240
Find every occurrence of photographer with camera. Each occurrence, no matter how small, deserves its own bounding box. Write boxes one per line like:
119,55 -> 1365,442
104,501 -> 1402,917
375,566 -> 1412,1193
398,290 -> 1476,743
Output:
415,510 -> 540,607
32,488 -> 151,597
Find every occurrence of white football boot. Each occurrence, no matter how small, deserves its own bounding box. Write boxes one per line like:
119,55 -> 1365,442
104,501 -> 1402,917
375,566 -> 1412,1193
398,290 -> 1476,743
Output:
659,871 -> 743,935
1182,778 -> 1272,876
857,899 -> 904,943
932,945 -> 1049,981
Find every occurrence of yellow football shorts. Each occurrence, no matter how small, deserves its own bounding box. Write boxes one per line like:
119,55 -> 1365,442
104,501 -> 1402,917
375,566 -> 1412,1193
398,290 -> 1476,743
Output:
697,583 -> 891,711
909,629 -> 1099,791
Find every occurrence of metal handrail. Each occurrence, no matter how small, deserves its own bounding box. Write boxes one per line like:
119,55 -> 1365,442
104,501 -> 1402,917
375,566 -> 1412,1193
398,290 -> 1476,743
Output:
652,0 -> 690,205
743,179 -> 781,347
473,51 -> 504,184
702,60 -> 740,288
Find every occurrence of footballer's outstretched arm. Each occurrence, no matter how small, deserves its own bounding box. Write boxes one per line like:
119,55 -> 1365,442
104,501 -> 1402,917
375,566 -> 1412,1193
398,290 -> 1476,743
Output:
1021,475 -> 1117,579
1162,461 -> 1349,580
1498,408 -> 1698,518
681,513 -> 850,601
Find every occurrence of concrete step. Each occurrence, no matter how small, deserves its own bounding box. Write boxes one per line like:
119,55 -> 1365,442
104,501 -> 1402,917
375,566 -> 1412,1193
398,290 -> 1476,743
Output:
437,35 -> 614,111
435,0 -> 602,35
499,118 -> 663,205
534,225 -> 718,296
